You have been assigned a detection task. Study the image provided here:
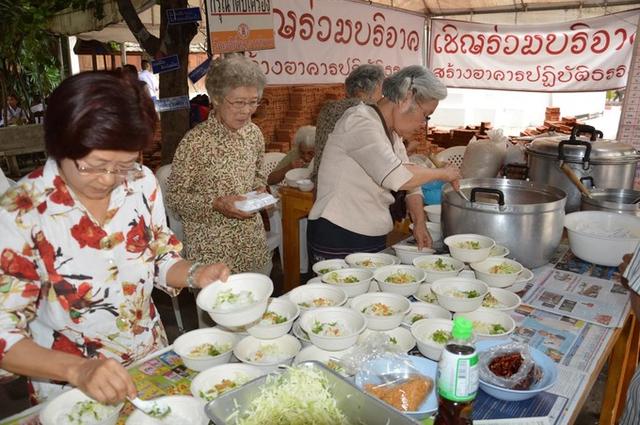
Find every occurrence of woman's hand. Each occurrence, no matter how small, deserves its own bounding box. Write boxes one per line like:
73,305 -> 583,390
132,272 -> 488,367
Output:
67,358 -> 137,405
196,263 -> 231,287
290,158 -> 306,169
412,222 -> 433,250
440,166 -> 461,191
213,195 -> 255,220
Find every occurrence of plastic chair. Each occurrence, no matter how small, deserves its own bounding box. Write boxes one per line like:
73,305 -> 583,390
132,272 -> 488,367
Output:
263,152 -> 286,178
154,164 -> 187,334
435,146 -> 467,170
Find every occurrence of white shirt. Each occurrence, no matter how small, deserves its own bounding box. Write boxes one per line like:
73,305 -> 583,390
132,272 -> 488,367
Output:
138,69 -> 159,99
0,105 -> 26,127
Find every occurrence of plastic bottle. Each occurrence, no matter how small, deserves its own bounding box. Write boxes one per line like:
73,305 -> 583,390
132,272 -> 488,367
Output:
434,317 -> 479,425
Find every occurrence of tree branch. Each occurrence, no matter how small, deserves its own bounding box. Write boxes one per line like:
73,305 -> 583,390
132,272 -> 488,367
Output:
116,0 -> 161,56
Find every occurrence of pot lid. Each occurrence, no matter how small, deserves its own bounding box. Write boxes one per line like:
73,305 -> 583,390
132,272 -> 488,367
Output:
526,134 -> 637,162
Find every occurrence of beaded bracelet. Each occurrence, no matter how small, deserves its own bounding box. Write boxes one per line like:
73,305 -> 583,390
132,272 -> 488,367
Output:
186,262 -> 203,289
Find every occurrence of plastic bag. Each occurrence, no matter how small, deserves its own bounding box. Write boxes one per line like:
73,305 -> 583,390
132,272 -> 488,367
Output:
478,342 -> 542,390
346,334 -> 434,412
460,129 -> 508,179
504,142 -> 526,165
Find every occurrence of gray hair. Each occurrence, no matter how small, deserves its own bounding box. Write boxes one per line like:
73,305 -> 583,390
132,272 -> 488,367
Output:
205,54 -> 266,106
382,65 -> 447,104
294,125 -> 316,149
345,64 -> 385,98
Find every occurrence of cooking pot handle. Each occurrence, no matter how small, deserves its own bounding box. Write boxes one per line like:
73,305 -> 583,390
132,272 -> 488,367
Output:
558,139 -> 592,169
580,176 -> 595,189
570,124 -> 603,141
470,188 -> 505,206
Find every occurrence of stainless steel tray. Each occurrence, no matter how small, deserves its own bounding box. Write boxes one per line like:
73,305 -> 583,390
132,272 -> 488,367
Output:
205,361 -> 420,425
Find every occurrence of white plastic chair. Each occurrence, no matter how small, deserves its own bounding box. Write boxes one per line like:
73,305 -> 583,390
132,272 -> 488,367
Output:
154,164 -> 187,334
435,146 -> 467,170
263,152 -> 286,179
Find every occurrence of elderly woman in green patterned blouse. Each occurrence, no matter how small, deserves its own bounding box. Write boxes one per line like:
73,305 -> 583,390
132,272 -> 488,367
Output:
167,55 -> 271,275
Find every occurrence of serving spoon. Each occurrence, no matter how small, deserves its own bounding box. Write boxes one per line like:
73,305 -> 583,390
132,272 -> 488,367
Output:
128,396 -> 171,418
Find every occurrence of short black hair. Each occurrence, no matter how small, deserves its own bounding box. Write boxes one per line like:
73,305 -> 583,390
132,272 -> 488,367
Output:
44,71 -> 157,160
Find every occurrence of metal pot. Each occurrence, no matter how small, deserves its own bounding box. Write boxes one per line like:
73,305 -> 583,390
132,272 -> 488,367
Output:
581,188 -> 640,216
442,178 -> 566,268
526,124 -> 638,212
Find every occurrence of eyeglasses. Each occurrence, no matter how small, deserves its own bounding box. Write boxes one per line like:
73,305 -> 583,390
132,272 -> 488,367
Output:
74,160 -> 143,178
224,97 -> 262,111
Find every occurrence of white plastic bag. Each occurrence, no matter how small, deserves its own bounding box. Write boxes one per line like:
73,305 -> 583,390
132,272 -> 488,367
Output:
460,129 -> 508,178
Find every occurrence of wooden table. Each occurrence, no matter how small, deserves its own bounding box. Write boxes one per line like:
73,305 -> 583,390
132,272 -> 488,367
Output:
279,186 -> 314,293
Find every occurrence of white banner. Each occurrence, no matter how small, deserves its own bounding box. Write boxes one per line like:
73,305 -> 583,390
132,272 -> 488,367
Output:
247,0 -> 425,84
429,10 -> 640,92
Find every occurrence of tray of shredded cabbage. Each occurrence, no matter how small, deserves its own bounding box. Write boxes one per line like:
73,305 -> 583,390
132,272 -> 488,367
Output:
205,362 -> 419,425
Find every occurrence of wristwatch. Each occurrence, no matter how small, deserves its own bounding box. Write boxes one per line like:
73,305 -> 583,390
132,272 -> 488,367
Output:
187,262 -> 203,289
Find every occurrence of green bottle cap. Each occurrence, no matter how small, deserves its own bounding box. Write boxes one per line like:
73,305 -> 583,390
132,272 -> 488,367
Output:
452,317 -> 473,341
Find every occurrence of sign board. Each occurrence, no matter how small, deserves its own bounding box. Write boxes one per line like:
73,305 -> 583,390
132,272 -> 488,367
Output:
152,55 -> 181,74
429,10 -> 639,92
206,0 -> 275,53
247,0 -> 424,84
189,58 -> 212,84
155,96 -> 190,113
167,7 -> 202,25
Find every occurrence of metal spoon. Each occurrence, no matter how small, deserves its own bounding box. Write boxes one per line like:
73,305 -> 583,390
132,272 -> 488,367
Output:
128,396 -> 171,418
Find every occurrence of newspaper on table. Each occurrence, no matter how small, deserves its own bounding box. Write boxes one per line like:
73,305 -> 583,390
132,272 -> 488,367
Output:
520,266 -> 629,328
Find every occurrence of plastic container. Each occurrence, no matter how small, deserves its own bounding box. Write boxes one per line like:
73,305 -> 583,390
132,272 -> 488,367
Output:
422,180 -> 445,205
234,191 -> 278,213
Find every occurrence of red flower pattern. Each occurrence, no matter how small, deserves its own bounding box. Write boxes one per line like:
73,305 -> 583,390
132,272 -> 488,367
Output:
49,176 -> 74,206
0,338 -> 6,362
51,331 -> 83,357
71,215 -> 107,249
126,216 -> 150,253
28,167 -> 43,179
21,283 -> 40,298
0,249 -> 39,280
33,231 -> 60,281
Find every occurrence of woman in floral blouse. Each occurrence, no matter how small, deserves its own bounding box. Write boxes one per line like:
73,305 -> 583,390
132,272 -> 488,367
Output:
167,55 -> 270,275
0,71 -> 230,405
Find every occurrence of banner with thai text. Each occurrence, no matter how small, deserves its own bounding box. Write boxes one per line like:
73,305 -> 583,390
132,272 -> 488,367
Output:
247,0 -> 425,84
429,10 -> 639,92
207,0 -> 275,53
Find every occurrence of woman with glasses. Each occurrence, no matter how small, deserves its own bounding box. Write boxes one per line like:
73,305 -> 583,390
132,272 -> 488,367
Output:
308,65 -> 461,261
0,71 -> 230,405
167,55 -> 271,275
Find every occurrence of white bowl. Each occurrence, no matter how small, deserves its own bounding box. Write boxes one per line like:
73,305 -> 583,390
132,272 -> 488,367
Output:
481,288 -> 522,312
392,242 -> 436,265
246,297 -> 299,339
444,234 -> 495,263
190,363 -> 265,402
292,319 -> 312,347
411,318 -> 454,361
350,292 -> 411,331
196,273 -> 273,327
424,204 -> 442,223
358,327 -> 416,353
125,396 -> 207,425
296,179 -> 314,192
411,222 -> 443,242
413,255 -> 465,283
470,258 -> 524,288
508,268 -> 535,292
321,268 -> 373,298
293,345 -> 353,375
414,283 -> 440,305
344,252 -> 400,269
286,283 -> 347,311
233,334 -> 301,372
454,310 -> 516,340
299,307 -> 366,351
312,259 -> 348,276
403,302 -> 452,326
40,389 -> 123,425
430,277 -> 489,312
374,265 -> 425,296
565,211 -> 640,266
490,244 -> 510,258
173,328 -> 237,371
285,168 -> 311,187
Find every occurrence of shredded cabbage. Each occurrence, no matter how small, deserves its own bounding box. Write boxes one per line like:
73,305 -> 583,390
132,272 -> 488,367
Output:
230,366 -> 351,425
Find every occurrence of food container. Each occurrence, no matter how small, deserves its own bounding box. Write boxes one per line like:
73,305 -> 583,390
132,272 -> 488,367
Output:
350,292 -> 411,331
293,346 -> 354,373
453,310 -> 516,340
374,265 -> 425,296
481,288 -> 522,312
403,302 -> 452,326
414,283 -> 439,305
321,268 -> 374,298
413,255 -> 465,283
345,253 -> 400,269
233,334 -> 301,373
234,191 -> 278,213
430,277 -> 489,313
299,307 -> 367,351
285,167 -> 311,187
392,241 -> 436,265
246,297 -> 299,340
312,259 -> 349,276
411,318 -> 454,361
125,396 -> 207,425
564,211 -> 640,266
444,234 -> 495,263
490,245 -> 510,258
40,389 -> 123,425
526,125 -> 638,212
581,188 -> 640,216
286,283 -> 347,311
470,258 -> 524,288
190,364 -> 265,402
358,327 -> 417,353
424,204 -> 442,223
442,178 -> 566,268
205,361 -> 419,425
173,328 -> 238,371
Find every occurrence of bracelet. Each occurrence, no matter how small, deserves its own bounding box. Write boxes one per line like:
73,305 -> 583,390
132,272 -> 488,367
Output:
186,262 -> 203,289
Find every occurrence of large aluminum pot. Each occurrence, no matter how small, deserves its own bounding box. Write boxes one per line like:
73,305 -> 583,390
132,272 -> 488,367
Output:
581,188 -> 640,216
442,178 -> 566,268
526,125 -> 638,212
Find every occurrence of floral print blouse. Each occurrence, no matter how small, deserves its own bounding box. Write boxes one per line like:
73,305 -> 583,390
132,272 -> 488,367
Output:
167,115 -> 269,273
0,159 -> 182,403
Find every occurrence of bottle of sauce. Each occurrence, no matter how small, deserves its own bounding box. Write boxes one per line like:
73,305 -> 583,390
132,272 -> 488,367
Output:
434,317 -> 478,425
